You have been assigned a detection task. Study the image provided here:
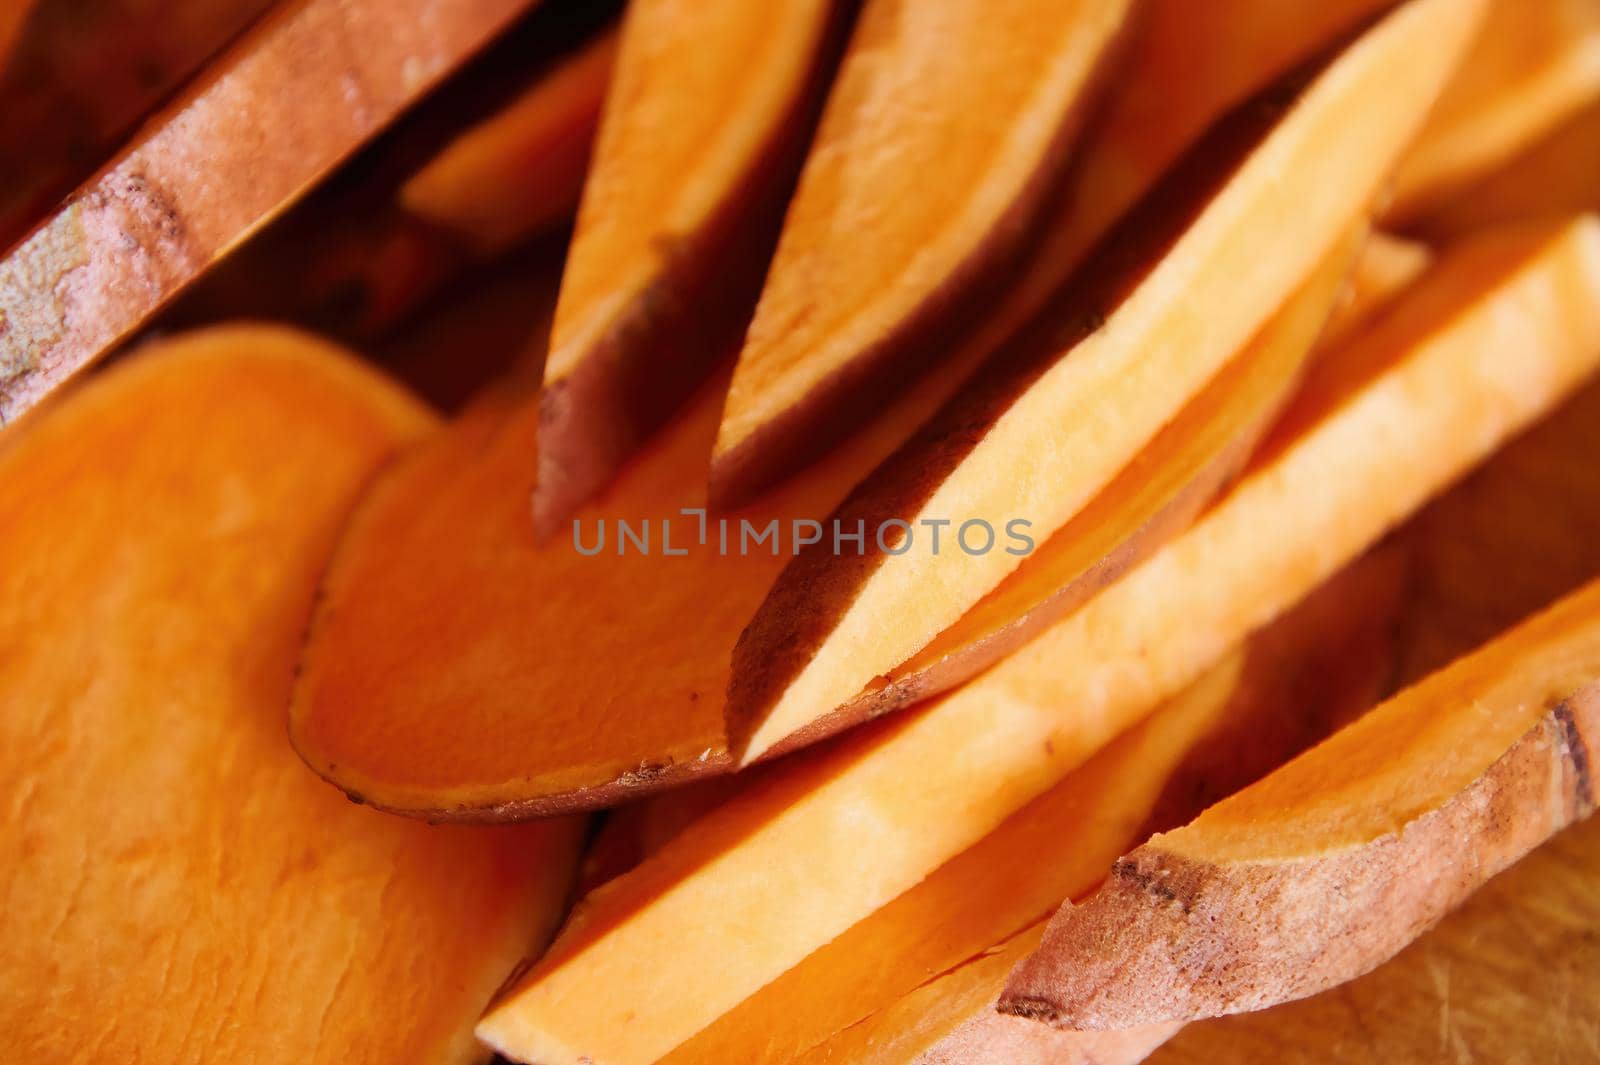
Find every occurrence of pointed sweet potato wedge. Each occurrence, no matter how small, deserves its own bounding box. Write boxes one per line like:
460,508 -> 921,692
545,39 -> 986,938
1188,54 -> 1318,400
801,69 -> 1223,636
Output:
463,213 -> 1600,1065
400,26 -> 617,255
775,226 -> 1368,747
289,184 -> 1365,818
1411,100 -> 1600,239
708,0 -> 1137,507
1001,576 -> 1600,1030
727,0 -> 1486,763
0,0 -> 537,424
1387,0 -> 1600,224
0,326 -> 583,1062
654,548 -> 1405,1065
533,0 -> 848,534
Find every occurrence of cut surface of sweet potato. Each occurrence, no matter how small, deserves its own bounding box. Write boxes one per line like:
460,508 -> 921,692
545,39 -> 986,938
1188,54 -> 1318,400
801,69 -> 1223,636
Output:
726,0 -> 1486,763
290,213 -> 1354,818
467,213 -> 1600,1065
400,26 -> 617,254
0,0 -> 536,424
655,548 -> 1404,1065
776,226 -> 1367,748
1387,0 -> 1600,223
0,326 -> 583,1063
1001,577 -> 1600,1030
1410,100 -> 1600,239
533,0 -> 846,534
708,0 -> 1136,506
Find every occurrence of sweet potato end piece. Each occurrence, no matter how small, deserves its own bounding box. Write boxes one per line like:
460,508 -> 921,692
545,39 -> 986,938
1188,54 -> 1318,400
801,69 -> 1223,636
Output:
1001,583 -> 1600,1030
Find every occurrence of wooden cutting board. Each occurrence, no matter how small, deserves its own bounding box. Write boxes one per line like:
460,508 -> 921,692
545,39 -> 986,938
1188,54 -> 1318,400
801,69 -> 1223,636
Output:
1152,813 -> 1600,1063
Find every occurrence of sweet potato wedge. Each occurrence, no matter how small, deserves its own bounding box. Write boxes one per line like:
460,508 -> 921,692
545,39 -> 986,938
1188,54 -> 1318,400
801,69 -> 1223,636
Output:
289,188 -> 1363,819
773,228 -> 1368,749
726,0 -> 1485,763
1158,813 -> 1600,1062
1387,0 -> 1600,224
1410,100 -> 1600,240
461,213 -> 1600,1065
654,548 -> 1405,1065
0,0 -> 535,424
400,26 -> 617,254
1001,576 -> 1600,1030
532,0 -> 847,534
0,326 -> 583,1063
708,0 -> 1137,506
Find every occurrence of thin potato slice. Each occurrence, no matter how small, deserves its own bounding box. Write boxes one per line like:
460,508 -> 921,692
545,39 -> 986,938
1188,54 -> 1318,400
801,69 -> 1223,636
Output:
533,0 -> 847,533
0,327 -> 582,1063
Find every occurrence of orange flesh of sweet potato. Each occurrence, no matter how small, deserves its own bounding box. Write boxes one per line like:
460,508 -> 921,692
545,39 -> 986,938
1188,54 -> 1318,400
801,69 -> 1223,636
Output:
0,326 -> 583,1063
467,213 -> 1600,1065
1001,576 -> 1600,1030
533,0 -> 847,534
1410,100 -> 1600,240
400,27 -> 618,254
293,159 -> 1377,819
657,547 -> 1405,1065
709,0 -> 1137,507
763,226 -> 1369,753
1387,0 -> 1600,224
0,0 -> 535,425
726,0 -> 1486,764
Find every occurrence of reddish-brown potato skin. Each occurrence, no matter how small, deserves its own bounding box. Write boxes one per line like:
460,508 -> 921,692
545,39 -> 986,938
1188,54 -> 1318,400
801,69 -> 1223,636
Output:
999,686 -> 1599,1030
0,0 -> 535,424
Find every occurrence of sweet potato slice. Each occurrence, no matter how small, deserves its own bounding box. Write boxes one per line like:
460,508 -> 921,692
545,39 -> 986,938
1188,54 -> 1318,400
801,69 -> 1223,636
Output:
1411,100 -> 1600,239
708,0 -> 1137,506
726,0 -> 1485,763
400,27 -> 616,254
1001,577 -> 1600,1030
0,0 -> 538,424
533,0 -> 847,534
654,548 -> 1405,1065
786,227 -> 1368,744
0,326 -> 583,1062
463,213 -> 1600,1065
294,192 -> 1366,819
1158,813 -> 1600,1062
1387,0 -> 1600,224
